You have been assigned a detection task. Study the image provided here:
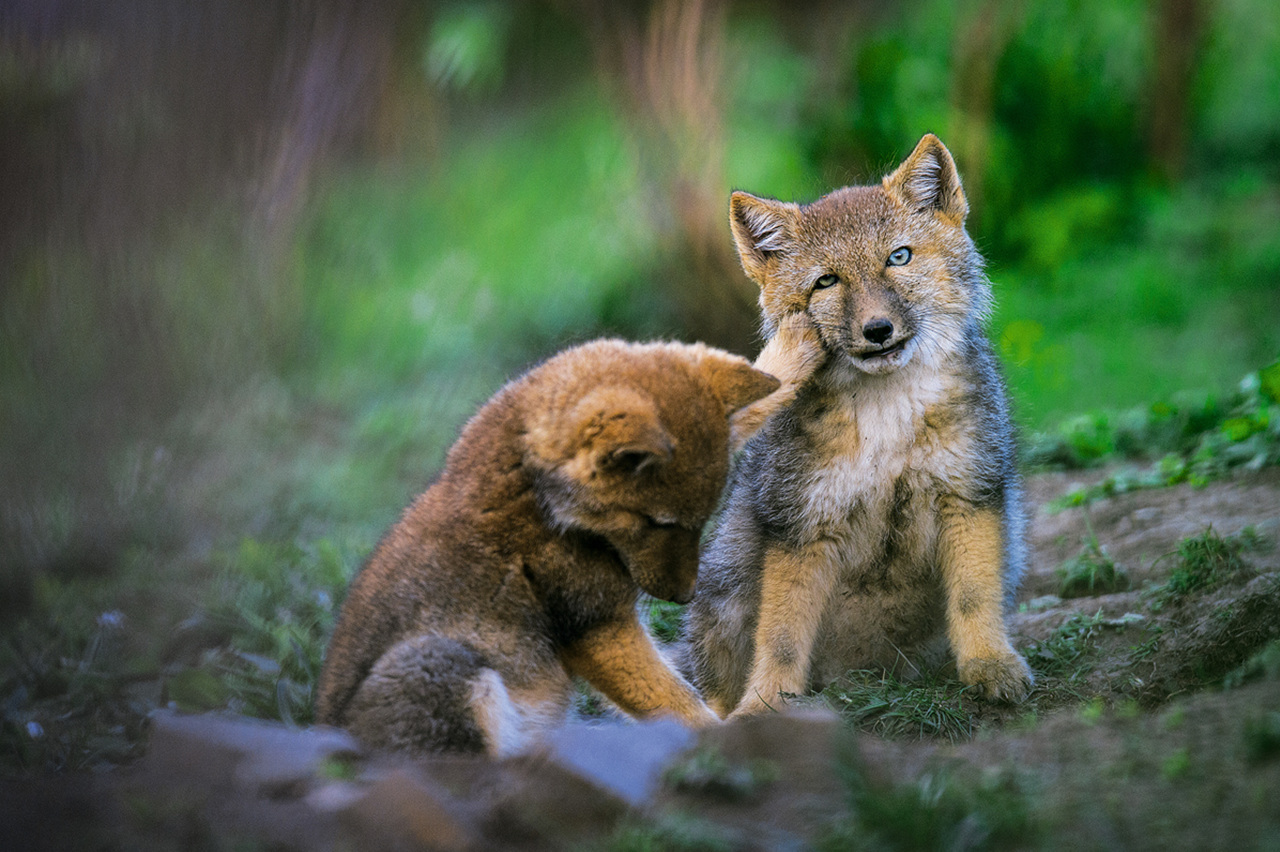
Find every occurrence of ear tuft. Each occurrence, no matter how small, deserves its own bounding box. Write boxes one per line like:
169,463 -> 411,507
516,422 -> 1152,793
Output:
729,191 -> 800,282
884,134 -> 968,221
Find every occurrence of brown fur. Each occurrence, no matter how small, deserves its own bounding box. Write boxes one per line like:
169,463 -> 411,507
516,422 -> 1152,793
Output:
315,339 -> 782,755
681,135 -> 1033,717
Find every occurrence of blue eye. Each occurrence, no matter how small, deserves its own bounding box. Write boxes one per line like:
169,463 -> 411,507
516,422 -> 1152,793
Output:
814,273 -> 839,290
887,246 -> 912,267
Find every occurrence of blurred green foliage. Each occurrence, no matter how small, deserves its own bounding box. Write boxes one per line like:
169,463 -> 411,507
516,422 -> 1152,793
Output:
822,754 -> 1036,852
294,89 -> 676,390
424,2 -> 514,94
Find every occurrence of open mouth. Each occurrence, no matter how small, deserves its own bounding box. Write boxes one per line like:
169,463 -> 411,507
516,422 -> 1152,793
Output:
858,338 -> 909,361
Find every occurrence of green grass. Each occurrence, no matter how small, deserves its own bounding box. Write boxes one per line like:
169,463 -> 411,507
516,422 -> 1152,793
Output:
1024,610 -> 1109,680
819,670 -> 977,743
821,755 -> 1036,852
641,597 -> 685,645
596,813 -> 733,852
1152,527 -> 1260,607
1056,529 -> 1129,598
166,537 -> 350,724
663,745 -> 779,801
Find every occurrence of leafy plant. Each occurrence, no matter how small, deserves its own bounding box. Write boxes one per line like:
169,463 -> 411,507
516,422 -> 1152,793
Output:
168,537 -> 350,724
1033,359 -> 1280,506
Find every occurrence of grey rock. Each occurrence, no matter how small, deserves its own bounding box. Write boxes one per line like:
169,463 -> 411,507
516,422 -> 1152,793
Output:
529,717 -> 697,806
142,709 -> 362,798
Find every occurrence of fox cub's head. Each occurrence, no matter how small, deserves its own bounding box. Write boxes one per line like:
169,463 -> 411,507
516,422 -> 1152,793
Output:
523,340 -> 778,603
729,134 -> 990,376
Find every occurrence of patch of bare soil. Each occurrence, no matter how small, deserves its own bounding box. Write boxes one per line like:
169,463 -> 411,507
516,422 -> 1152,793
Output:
640,468 -> 1280,849
936,466 -> 1280,847
1014,466 -> 1280,708
1021,466 -> 1280,594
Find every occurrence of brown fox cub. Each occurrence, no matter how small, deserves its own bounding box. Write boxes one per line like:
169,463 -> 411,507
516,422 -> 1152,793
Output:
315,339 -> 786,755
681,134 -> 1033,718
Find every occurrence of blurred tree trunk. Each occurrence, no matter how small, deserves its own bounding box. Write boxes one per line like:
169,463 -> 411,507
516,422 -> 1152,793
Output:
947,0 -> 1021,213
0,0 -> 404,553
568,0 -> 758,354
1147,0 -> 1207,183
251,0 -> 401,240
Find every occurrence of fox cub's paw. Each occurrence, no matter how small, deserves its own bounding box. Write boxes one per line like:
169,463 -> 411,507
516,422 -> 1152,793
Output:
724,689 -> 791,720
958,651 -> 1033,702
757,312 -> 827,385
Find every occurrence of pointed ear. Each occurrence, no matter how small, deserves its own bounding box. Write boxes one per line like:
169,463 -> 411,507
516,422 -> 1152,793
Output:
601,438 -> 672,476
698,350 -> 782,416
729,191 -> 800,282
595,417 -> 674,477
565,388 -> 674,478
883,134 -> 968,221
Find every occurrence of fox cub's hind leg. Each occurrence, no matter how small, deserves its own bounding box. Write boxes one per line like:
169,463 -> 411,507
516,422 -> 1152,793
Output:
345,636 -> 526,756
679,549 -> 758,719
938,499 -> 1033,701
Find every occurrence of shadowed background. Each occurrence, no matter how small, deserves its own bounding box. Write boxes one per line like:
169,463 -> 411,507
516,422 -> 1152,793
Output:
1,0 -> 1278,769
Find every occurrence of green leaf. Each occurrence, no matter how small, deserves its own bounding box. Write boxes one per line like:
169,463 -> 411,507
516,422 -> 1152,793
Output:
1260,360 -> 1280,404
1222,416 -> 1258,442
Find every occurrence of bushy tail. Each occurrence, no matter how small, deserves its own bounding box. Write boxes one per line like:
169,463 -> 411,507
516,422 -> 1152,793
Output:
342,635 -> 524,756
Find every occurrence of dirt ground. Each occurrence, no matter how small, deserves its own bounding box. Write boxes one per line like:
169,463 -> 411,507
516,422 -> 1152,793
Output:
677,465 -> 1280,850
899,466 -> 1280,849
3,467 -> 1278,851
703,466 -> 1280,850
1021,466 -> 1280,595
1015,466 -> 1280,706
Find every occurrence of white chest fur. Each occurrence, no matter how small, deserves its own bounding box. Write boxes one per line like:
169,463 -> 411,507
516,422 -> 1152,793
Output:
798,365 -> 957,533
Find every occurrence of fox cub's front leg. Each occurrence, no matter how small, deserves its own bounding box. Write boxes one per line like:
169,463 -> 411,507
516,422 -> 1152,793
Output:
730,313 -> 826,452
938,498 -> 1033,701
729,539 -> 843,719
560,615 -> 719,727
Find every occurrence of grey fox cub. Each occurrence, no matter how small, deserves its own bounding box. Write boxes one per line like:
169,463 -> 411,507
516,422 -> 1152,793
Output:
682,134 -> 1033,718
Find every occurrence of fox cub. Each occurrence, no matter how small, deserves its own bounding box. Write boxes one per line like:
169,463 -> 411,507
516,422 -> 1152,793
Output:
681,134 -> 1033,718
315,339 -> 789,755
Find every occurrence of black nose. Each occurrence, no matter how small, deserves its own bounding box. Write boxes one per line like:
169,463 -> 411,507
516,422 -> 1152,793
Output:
863,318 -> 894,344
